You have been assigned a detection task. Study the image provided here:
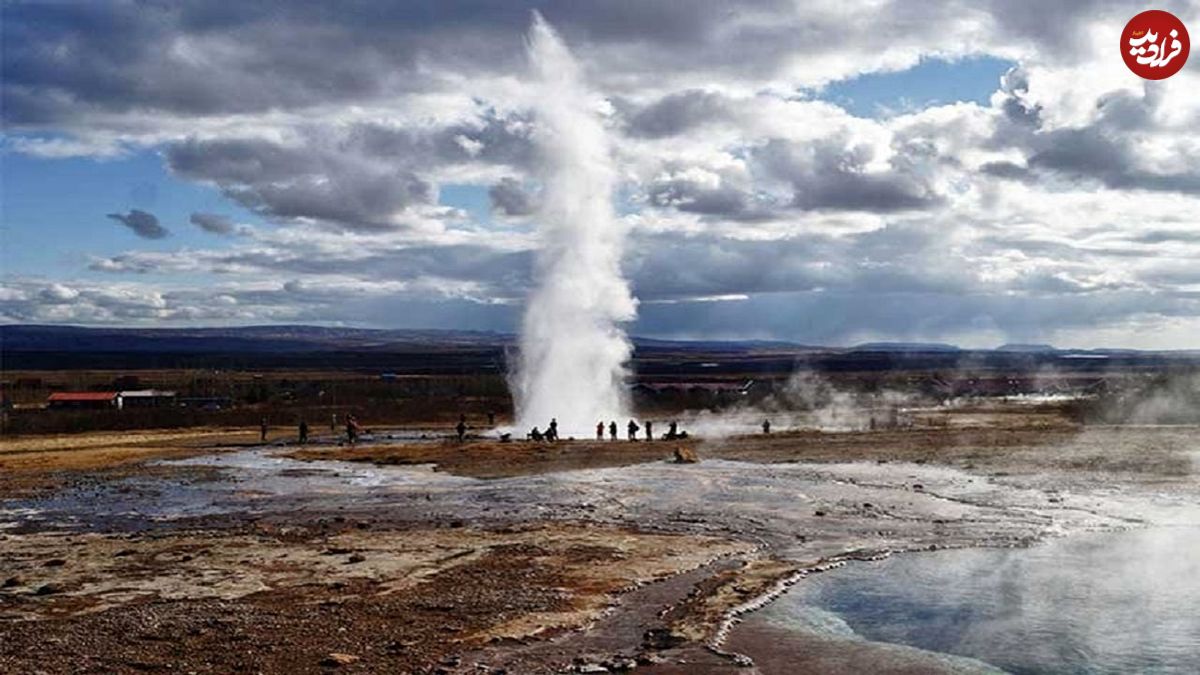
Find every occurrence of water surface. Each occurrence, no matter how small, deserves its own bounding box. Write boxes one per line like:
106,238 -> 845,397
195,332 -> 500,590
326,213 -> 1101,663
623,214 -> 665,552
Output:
753,527 -> 1200,674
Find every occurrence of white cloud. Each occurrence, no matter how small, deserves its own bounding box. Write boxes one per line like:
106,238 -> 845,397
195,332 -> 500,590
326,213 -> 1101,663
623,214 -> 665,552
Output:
4,0 -> 1200,347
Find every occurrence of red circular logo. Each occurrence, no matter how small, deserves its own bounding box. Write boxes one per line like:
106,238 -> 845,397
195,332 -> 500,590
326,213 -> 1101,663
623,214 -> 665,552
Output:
1122,10 -> 1189,79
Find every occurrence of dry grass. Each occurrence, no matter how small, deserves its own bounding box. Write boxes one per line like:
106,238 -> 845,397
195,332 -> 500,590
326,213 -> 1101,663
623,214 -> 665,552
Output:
0,426 -> 264,497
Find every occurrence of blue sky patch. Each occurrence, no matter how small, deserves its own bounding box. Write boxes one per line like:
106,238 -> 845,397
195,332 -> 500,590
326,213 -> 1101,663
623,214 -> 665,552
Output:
817,56 -> 1015,117
2,148 -> 265,277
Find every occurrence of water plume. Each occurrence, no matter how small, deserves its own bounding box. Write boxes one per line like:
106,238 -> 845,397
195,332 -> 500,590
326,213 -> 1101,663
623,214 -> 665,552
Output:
512,13 -> 637,435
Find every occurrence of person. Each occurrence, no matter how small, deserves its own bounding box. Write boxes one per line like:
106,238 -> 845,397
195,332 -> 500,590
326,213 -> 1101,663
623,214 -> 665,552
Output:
456,414 -> 467,442
260,417 -> 268,443
346,414 -> 359,445
298,420 -> 309,445
596,421 -> 604,441
608,421 -> 617,441
627,419 -> 640,441
665,420 -> 678,440
529,426 -> 543,442
547,418 -> 558,442
330,413 -> 337,434
762,418 -> 771,434
644,420 -> 653,441
487,411 -> 496,426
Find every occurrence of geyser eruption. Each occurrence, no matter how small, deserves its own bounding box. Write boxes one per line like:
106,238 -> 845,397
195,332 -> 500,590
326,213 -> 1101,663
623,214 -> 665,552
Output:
513,14 -> 637,435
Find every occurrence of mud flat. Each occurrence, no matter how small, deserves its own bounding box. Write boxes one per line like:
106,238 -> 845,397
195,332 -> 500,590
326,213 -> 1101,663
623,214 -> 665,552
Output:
2,419 -> 1197,673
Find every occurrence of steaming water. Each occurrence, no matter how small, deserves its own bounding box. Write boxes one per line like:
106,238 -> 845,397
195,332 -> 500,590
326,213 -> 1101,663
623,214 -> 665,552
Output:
752,527 -> 1200,674
513,14 -> 637,436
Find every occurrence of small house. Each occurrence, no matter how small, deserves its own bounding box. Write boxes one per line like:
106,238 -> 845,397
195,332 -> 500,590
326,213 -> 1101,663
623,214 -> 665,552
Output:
47,392 -> 119,410
117,390 -> 178,409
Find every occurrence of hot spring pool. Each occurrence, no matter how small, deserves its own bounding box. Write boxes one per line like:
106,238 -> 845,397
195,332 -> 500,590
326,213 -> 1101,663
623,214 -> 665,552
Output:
748,527 -> 1200,674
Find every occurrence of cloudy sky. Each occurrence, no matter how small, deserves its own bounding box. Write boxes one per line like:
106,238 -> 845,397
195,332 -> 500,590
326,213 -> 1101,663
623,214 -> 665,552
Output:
3,1 -> 1199,348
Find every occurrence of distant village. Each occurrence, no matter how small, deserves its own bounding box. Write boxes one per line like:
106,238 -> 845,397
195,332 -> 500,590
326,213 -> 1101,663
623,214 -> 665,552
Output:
3,361 -> 1193,436
2,368 -> 1127,416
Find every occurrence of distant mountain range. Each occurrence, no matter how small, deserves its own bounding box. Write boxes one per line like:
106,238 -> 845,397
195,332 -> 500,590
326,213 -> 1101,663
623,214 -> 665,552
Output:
0,324 -> 823,354
0,324 -> 1196,357
850,342 -> 962,352
0,324 -> 514,354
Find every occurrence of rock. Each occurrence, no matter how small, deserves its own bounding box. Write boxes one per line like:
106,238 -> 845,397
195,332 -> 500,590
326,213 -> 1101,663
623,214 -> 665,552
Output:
346,554 -> 366,564
576,665 -> 608,674
114,549 -> 136,557
384,640 -> 413,654
2,577 -> 20,588
642,628 -> 685,650
814,510 -> 826,517
34,583 -> 61,596
320,653 -> 360,667
43,559 -> 67,568
604,658 -> 637,671
635,653 -> 664,666
672,447 -> 699,464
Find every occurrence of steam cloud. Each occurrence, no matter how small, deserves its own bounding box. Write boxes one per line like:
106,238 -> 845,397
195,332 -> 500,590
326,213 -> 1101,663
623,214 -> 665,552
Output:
512,14 -> 638,435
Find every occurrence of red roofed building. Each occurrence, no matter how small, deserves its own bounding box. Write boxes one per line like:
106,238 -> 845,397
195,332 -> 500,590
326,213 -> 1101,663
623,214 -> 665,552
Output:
47,392 -> 119,410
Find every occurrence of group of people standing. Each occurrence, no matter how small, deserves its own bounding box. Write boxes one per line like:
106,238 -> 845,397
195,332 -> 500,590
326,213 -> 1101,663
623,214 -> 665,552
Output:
258,411 -> 765,448
456,412 -> 498,442
595,419 -> 685,441
528,415 -> 559,441
258,411 -> 773,448
522,418 -> 686,442
527,417 -> 558,442
258,412 -> 362,446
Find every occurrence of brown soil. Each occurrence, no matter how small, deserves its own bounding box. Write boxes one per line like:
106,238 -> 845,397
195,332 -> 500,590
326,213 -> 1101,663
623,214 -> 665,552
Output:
663,558 -> 800,642
0,521 -> 753,674
287,424 -> 1083,479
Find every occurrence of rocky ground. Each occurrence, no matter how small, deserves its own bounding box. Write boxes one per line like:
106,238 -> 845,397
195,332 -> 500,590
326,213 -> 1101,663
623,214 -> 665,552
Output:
1,519 -> 753,673
2,407 -> 1197,674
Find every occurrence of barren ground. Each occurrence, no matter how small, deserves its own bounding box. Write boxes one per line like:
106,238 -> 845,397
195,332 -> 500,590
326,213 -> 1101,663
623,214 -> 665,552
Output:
2,407 -> 1197,674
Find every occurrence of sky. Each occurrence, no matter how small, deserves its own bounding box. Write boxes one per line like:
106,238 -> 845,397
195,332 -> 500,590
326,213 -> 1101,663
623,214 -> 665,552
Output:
2,1 -> 1199,349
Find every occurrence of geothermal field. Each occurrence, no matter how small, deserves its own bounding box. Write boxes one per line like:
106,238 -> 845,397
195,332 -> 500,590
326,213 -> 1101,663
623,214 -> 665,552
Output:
3,369 -> 1199,674
4,6 -> 1200,675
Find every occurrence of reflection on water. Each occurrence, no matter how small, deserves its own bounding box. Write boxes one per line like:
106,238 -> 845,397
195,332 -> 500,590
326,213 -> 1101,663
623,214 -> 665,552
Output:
759,527 -> 1200,674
